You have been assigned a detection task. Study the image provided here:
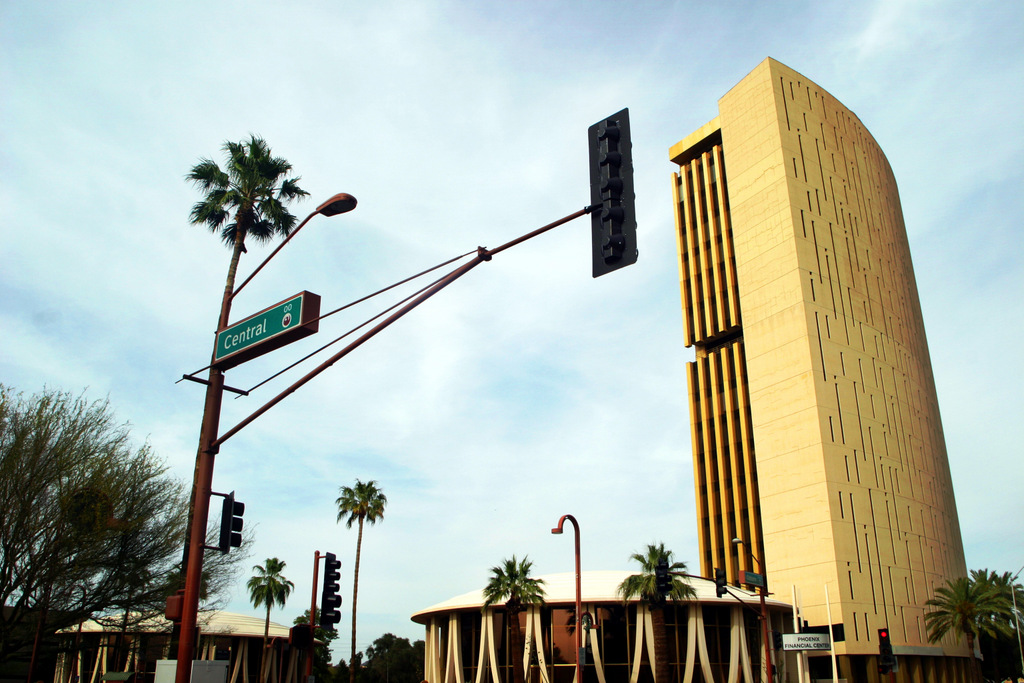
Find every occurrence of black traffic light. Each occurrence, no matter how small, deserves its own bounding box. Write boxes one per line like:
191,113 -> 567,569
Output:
714,568 -> 727,598
878,627 -> 896,673
588,108 -> 638,278
772,630 -> 784,650
218,491 -> 244,553
320,552 -> 342,631
290,623 -> 313,649
655,557 -> 670,598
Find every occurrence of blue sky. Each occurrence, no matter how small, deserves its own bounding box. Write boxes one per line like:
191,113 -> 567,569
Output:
2,0 -> 1022,653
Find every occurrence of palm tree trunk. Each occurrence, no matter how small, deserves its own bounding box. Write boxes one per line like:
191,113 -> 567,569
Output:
220,228 -> 246,327
261,603 -> 271,683
651,605 -> 670,683
984,633 -> 998,683
967,632 -> 980,683
509,609 -> 525,683
350,516 -> 364,683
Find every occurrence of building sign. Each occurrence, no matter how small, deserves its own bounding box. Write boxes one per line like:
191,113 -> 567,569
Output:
213,291 -> 320,370
782,633 -> 831,651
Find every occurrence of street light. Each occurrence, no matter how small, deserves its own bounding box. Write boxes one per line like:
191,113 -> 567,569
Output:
232,193 -> 357,299
733,537 -> 773,683
175,193 -> 356,683
552,515 -> 585,683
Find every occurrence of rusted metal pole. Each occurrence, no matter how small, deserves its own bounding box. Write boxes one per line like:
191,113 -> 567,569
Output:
306,551 -> 322,680
734,538 -> 773,683
175,196 -> 355,683
552,514 -> 583,683
760,583 -> 773,682
175,280 -> 232,683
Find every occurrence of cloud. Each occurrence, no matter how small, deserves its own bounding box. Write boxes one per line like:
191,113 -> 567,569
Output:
2,0 -> 1021,649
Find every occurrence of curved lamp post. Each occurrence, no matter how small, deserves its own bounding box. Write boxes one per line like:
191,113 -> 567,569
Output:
175,193 -> 357,683
233,193 -> 357,298
552,515 -> 585,683
733,537 -> 773,683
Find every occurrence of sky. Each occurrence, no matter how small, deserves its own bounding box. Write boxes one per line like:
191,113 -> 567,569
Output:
2,0 -> 1022,654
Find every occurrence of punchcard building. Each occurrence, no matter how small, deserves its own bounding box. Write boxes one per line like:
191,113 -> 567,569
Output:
670,58 -> 969,680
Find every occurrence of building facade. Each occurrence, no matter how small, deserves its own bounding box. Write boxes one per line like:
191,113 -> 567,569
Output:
669,58 -> 969,681
413,571 -> 790,683
54,611 -> 301,683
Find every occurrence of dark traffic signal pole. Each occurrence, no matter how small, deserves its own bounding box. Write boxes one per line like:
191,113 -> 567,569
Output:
175,194 -> 357,683
304,551 -> 323,681
301,551 -> 341,680
733,538 -> 773,683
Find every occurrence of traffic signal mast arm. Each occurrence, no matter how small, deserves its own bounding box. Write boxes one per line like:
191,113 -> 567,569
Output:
669,571 -> 766,619
209,206 -> 596,452
178,112 -> 634,683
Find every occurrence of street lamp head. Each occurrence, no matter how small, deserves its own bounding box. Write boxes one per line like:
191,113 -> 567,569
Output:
552,514 -> 577,534
732,537 -> 744,545
316,192 -> 358,216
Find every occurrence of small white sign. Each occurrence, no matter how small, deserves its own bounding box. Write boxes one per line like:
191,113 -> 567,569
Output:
782,633 -> 831,651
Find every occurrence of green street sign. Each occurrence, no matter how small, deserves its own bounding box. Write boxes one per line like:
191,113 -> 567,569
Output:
213,291 -> 321,370
740,570 -> 766,588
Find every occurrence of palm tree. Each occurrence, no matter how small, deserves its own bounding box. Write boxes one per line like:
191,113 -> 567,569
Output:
970,568 -> 1023,626
247,557 -> 295,683
184,137 -> 308,579
925,574 -> 1012,683
617,543 -> 696,683
968,569 -> 1020,680
481,555 -> 546,683
187,134 -> 309,307
336,479 -> 387,683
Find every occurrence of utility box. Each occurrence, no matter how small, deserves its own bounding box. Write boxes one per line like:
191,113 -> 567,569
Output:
153,660 -> 228,683
154,660 -> 176,683
191,660 -> 228,683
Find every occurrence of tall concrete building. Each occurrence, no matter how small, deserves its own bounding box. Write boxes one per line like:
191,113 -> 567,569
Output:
669,58 -> 969,680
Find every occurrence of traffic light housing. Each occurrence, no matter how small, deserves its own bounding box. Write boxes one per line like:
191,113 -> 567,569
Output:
772,630 -> 783,650
588,108 -> 638,277
290,623 -> 313,649
218,491 -> 244,553
320,552 -> 342,631
655,557 -> 670,598
714,568 -> 727,598
878,627 -> 896,673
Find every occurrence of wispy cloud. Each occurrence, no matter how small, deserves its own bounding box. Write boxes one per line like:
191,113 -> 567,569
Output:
2,0 -> 1020,650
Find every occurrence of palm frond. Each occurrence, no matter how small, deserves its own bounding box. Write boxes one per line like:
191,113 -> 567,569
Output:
186,159 -> 229,191
279,177 -> 310,200
336,479 -> 387,528
189,201 -> 228,232
187,136 -> 308,251
247,557 -> 294,610
617,542 -> 696,604
482,555 -> 546,610
925,574 -> 1014,644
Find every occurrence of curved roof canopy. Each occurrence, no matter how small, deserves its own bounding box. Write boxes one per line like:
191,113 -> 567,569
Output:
411,570 -> 789,624
61,611 -> 292,639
